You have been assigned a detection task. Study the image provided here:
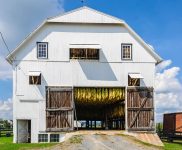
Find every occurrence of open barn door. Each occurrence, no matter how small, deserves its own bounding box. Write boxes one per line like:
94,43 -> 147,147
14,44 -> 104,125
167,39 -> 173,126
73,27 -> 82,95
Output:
46,87 -> 74,131
127,87 -> 154,131
74,87 -> 125,130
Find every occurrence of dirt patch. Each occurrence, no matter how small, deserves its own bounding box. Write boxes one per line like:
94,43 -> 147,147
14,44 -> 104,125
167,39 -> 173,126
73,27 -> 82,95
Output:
39,134 -> 162,150
69,135 -> 83,144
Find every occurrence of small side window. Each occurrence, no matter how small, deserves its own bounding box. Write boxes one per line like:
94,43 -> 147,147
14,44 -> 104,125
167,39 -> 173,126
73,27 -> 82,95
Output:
50,134 -> 59,142
121,44 -> 132,60
38,134 -> 48,143
37,42 -> 48,59
128,76 -> 140,86
29,72 -> 41,85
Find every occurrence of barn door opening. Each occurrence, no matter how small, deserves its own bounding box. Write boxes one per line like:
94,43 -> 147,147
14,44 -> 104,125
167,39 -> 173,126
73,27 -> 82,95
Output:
127,87 -> 154,131
74,87 -> 125,130
17,120 -> 31,143
46,87 -> 74,131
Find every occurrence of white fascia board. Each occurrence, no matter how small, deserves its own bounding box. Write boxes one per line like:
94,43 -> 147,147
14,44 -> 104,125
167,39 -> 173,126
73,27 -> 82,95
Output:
124,22 -> 163,64
129,73 -> 144,79
69,44 -> 101,49
28,71 -> 41,76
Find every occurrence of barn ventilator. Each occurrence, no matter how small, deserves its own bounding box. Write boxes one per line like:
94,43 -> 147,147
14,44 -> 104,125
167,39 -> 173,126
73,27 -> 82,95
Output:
74,87 -> 125,130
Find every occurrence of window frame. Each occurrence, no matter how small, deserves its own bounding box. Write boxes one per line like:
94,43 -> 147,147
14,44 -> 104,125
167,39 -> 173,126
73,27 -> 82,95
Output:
29,75 -> 41,85
121,43 -> 132,60
37,42 -> 48,59
50,134 -> 59,142
69,48 -> 100,60
128,75 -> 140,86
38,134 -> 48,143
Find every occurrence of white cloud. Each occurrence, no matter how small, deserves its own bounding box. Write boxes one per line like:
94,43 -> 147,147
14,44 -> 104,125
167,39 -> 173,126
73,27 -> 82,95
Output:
155,59 -> 172,72
0,98 -> 12,120
0,0 -> 64,80
155,67 -> 182,93
155,60 -> 182,122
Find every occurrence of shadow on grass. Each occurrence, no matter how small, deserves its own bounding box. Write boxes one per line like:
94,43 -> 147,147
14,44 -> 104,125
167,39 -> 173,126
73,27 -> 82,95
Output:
162,139 -> 182,145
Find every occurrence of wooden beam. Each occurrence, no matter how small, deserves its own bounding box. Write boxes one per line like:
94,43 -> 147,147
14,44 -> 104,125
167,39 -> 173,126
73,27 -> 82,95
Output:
46,108 -> 73,111
127,107 -> 153,111
128,127 -> 155,131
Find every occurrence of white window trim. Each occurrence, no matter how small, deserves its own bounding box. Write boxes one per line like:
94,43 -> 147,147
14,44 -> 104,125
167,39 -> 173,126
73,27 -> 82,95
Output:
121,44 -> 132,60
37,42 -> 48,59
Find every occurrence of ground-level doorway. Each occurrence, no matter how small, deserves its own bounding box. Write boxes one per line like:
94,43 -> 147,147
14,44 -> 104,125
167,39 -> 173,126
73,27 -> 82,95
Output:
17,120 -> 31,143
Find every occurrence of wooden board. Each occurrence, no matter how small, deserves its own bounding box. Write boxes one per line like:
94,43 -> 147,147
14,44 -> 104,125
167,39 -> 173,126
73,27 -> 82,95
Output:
46,87 -> 73,131
127,87 -> 154,131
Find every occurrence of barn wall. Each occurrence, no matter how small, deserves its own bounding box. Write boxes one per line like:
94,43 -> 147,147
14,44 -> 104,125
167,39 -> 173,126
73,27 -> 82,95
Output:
13,60 -> 155,142
14,23 -> 156,63
12,23 -> 157,143
14,61 -> 155,98
13,96 -> 39,143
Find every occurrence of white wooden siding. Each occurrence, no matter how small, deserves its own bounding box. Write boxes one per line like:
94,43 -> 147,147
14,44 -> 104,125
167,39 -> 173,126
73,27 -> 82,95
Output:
14,24 -> 156,63
12,21 -> 157,143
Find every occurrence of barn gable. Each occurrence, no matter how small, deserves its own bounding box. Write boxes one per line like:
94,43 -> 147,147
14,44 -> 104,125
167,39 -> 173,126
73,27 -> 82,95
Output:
6,6 -> 162,64
47,6 -> 124,24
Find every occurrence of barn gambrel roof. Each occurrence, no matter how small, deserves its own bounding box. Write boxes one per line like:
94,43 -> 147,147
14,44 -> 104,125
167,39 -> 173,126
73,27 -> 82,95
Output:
6,6 -> 162,64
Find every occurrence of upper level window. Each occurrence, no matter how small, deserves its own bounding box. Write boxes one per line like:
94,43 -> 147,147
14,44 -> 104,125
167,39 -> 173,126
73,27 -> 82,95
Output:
121,44 -> 132,60
37,42 -> 48,59
70,48 -> 99,60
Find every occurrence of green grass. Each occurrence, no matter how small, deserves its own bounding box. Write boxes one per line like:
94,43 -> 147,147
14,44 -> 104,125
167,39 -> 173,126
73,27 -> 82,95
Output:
163,140 -> 182,150
0,136 -> 57,150
0,135 -> 182,150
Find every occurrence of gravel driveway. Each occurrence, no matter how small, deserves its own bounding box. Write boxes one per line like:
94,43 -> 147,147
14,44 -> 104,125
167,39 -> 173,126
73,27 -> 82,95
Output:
42,134 -> 160,150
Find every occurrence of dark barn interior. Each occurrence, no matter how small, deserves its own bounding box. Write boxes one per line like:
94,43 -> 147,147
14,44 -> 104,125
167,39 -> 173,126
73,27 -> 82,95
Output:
74,87 -> 125,130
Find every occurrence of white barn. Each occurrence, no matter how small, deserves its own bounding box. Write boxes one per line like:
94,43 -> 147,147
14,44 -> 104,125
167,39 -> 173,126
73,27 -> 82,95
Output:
7,7 -> 162,143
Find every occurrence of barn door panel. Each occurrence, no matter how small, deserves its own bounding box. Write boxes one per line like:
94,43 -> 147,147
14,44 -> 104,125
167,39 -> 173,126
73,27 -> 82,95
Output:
46,87 -> 73,131
17,120 -> 29,143
127,87 -> 154,131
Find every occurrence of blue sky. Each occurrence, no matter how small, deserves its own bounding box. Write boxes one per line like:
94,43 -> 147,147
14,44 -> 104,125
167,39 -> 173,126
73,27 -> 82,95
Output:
67,0 -> 182,70
0,0 -> 182,120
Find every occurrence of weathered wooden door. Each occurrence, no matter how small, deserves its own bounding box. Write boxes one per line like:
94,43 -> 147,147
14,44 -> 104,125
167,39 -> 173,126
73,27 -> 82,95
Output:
46,87 -> 73,131
127,87 -> 154,131
17,120 -> 29,143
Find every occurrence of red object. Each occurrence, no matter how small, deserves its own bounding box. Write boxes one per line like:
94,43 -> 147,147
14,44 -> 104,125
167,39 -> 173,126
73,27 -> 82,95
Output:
163,112 -> 182,133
